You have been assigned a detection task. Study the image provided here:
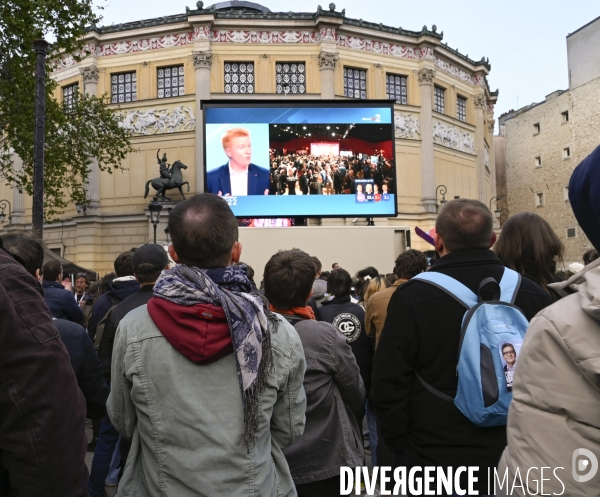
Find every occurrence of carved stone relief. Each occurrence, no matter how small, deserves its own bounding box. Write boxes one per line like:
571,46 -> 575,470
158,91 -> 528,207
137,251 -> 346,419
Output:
80,65 -> 99,83
119,105 -> 196,135
394,112 -> 421,140
432,120 -> 475,154
318,51 -> 339,69
417,68 -> 435,85
192,51 -> 212,69
484,148 -> 490,170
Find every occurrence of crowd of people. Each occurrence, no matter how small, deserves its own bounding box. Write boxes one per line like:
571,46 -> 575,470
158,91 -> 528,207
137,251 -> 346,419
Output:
1,145 -> 600,497
268,152 -> 395,196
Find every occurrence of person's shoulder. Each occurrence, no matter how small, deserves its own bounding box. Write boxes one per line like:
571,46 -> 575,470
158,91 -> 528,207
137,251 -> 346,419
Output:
369,285 -> 397,303
54,318 -> 87,340
207,164 -> 228,178
269,313 -> 303,356
517,274 -> 548,294
249,163 -> 270,175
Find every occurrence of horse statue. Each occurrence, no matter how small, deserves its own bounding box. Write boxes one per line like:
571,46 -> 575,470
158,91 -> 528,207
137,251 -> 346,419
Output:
144,160 -> 190,201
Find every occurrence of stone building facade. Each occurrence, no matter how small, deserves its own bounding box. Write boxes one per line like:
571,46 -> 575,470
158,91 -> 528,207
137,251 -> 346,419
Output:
498,15 -> 600,264
0,1 -> 497,275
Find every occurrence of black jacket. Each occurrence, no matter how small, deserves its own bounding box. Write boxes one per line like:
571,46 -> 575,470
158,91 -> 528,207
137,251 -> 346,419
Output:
0,246 -> 88,496
317,296 -> 372,398
42,280 -> 84,323
99,285 -> 154,384
54,319 -> 110,419
87,279 -> 140,341
371,249 -> 552,493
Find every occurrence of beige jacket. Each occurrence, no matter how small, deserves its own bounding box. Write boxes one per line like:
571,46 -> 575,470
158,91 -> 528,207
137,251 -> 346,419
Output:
365,279 -> 405,348
497,259 -> 600,497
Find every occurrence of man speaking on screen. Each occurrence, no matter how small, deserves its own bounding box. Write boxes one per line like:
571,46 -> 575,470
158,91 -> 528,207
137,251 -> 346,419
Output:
207,128 -> 270,196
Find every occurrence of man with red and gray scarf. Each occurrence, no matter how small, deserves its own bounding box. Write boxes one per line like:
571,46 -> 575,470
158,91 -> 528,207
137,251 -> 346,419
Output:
107,194 -> 307,496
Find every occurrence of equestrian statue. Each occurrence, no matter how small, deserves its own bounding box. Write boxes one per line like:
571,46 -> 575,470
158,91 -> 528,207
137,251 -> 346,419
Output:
144,149 -> 190,201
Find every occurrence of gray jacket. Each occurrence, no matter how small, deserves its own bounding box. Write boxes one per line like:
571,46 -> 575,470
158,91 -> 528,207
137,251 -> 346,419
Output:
108,307 -> 307,497
497,260 -> 600,497
283,318 -> 365,484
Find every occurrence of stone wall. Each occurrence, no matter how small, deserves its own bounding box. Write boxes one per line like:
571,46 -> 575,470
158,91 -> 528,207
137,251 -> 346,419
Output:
504,76 -> 600,264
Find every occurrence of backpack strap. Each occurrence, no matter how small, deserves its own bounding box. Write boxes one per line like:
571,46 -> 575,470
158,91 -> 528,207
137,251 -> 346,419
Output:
415,372 -> 454,403
412,272 -> 478,309
498,268 -> 522,305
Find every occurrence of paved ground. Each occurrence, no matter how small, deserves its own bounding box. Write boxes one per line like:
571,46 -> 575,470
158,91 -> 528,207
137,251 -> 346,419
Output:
85,422 -> 378,496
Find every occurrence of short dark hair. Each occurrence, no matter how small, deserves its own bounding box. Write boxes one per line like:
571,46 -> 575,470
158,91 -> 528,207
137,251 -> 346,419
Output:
264,249 -> 315,310
310,256 -> 322,275
501,343 -> 516,354
114,251 -> 135,277
136,269 -> 163,285
356,266 -> 379,279
2,234 -> 45,278
43,260 -> 62,281
583,249 -> 599,265
169,194 -> 238,269
327,268 -> 352,297
394,250 -> 428,279
235,262 -> 255,285
435,199 -> 493,252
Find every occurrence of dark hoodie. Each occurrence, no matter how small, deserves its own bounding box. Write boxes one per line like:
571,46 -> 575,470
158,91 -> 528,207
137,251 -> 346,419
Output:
87,278 -> 140,341
318,296 -> 372,398
147,297 -> 233,364
569,143 -> 600,251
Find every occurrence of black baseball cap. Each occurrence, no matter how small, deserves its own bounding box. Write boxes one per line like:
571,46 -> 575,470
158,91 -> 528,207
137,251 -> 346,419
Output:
132,244 -> 169,275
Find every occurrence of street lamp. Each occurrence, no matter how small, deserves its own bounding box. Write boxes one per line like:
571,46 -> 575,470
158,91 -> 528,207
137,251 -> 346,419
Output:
436,185 -> 447,212
148,199 -> 163,244
0,199 -> 12,224
75,202 -> 90,216
489,195 -> 507,218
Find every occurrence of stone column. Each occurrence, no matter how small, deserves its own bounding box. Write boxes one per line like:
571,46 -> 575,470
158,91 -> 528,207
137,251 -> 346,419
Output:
193,51 -> 212,195
474,93 -> 487,203
11,153 -> 25,224
418,68 -> 436,212
318,51 -> 338,100
80,65 -> 101,210
488,119 -> 496,200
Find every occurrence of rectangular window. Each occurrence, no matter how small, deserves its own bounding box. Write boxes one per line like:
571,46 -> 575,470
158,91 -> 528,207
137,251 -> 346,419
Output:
457,95 -> 467,122
566,227 -> 577,239
224,62 -> 255,94
434,86 -> 445,114
561,110 -> 569,123
344,67 -> 367,99
535,192 -> 545,207
62,83 -> 79,110
533,122 -> 540,134
157,65 -> 184,98
563,147 -> 571,159
386,73 -> 407,105
535,156 -> 542,167
111,71 -> 137,103
275,62 -> 306,94
564,186 -> 569,202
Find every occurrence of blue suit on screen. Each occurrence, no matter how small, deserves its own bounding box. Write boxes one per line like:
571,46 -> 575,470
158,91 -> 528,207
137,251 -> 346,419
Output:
206,163 -> 271,196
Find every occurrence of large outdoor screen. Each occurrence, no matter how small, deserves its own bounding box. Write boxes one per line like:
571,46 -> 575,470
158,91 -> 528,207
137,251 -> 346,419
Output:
202,100 -> 397,218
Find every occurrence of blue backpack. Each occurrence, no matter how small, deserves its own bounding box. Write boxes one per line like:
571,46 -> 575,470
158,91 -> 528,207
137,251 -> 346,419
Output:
412,268 -> 528,427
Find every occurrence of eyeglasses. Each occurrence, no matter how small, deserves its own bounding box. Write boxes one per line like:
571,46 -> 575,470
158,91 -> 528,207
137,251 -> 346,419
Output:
503,351 -> 515,356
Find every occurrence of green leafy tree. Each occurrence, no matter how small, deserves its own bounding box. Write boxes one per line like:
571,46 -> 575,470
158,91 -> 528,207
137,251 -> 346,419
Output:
0,0 -> 134,220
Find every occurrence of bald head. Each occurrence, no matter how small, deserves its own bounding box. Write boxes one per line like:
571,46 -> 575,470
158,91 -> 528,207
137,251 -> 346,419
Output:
168,193 -> 239,269
435,199 -> 493,253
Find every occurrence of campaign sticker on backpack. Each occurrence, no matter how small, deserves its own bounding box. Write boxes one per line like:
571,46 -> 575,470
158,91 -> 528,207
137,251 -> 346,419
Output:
499,340 -> 523,391
333,313 -> 361,343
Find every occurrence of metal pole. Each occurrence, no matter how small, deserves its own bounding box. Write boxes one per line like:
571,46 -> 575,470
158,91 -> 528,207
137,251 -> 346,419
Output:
32,39 -> 49,240
153,223 -> 157,244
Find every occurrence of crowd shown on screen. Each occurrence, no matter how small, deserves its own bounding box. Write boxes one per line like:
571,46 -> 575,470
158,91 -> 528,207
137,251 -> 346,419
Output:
268,152 -> 394,196
2,145 -> 600,497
